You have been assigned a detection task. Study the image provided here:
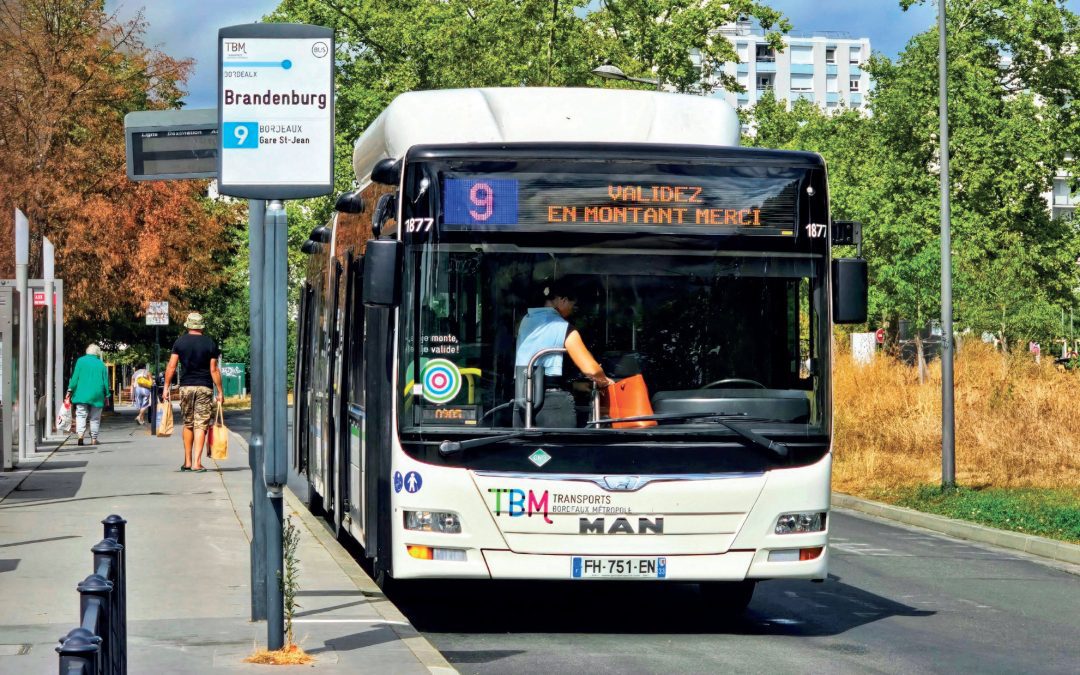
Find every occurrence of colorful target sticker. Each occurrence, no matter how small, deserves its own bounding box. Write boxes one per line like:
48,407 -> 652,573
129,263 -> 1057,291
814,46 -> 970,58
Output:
421,359 -> 462,404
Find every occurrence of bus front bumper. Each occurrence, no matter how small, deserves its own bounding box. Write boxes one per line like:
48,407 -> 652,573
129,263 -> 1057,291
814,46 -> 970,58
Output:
392,545 -> 828,581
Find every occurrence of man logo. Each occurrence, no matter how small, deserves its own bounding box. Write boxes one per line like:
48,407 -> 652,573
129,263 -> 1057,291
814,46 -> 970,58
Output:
602,476 -> 642,491
579,517 -> 664,534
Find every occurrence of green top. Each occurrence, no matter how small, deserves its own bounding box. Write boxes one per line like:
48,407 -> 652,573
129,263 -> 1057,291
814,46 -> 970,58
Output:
68,354 -> 111,407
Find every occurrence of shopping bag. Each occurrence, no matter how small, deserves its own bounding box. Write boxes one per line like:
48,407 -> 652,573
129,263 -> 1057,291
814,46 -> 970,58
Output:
210,403 -> 229,461
156,399 -> 174,437
605,374 -> 657,429
56,401 -> 72,433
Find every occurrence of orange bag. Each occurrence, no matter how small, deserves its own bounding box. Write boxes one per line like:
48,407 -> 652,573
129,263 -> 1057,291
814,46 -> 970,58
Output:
605,374 -> 657,428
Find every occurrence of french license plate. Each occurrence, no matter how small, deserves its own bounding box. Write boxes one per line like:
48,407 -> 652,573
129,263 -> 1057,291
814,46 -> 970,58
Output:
572,557 -> 667,579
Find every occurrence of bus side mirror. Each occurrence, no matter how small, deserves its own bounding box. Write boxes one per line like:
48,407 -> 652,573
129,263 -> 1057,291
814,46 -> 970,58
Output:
363,239 -> 402,307
832,258 -> 868,324
372,158 -> 401,186
335,189 -> 365,214
372,193 -> 397,238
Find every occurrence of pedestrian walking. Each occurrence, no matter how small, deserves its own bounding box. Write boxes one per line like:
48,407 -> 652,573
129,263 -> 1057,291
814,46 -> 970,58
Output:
162,312 -> 224,472
65,344 -> 111,446
131,365 -> 153,425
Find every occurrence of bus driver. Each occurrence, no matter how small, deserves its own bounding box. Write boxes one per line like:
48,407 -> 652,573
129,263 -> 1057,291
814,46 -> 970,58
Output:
515,279 -> 614,427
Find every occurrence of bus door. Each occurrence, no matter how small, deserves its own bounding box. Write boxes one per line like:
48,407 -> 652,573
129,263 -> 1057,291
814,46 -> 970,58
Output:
294,283 -> 313,474
362,298 -> 393,565
325,260 -> 343,528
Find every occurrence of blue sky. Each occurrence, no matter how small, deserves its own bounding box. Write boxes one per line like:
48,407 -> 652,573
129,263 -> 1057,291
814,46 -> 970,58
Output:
105,0 -> 1075,109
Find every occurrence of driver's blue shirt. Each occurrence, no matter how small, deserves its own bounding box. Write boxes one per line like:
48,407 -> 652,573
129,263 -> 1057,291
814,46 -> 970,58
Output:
515,307 -> 570,376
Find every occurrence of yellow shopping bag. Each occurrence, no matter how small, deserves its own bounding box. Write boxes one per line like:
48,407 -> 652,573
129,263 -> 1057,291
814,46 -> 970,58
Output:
210,403 -> 229,460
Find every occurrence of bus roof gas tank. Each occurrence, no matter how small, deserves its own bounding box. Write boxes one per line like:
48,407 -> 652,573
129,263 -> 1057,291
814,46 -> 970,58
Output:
352,88 -> 741,187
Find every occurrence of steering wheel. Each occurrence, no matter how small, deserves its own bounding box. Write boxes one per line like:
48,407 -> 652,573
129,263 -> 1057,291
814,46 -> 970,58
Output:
702,378 -> 766,389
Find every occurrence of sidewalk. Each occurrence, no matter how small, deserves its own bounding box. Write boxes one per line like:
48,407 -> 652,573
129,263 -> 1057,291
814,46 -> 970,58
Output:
0,406 -> 451,673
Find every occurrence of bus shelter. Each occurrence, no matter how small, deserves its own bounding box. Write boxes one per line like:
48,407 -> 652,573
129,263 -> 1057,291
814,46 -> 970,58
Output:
0,279 -> 65,469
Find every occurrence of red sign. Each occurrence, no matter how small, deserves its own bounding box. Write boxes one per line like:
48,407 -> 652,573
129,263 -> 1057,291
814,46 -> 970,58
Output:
33,291 -> 47,307
875,328 -> 885,344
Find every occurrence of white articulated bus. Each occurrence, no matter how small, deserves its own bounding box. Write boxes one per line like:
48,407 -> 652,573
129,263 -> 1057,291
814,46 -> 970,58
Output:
294,87 -> 867,609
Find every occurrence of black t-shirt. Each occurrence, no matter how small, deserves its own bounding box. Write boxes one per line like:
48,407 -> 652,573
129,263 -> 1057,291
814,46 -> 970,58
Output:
171,333 -> 220,388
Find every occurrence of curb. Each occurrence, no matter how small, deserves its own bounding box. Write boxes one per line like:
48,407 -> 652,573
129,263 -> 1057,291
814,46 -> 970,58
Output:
832,492 -> 1080,567
231,432 -> 457,675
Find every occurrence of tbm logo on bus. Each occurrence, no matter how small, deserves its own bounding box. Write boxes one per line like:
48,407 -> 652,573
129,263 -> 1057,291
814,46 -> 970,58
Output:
488,488 -> 552,524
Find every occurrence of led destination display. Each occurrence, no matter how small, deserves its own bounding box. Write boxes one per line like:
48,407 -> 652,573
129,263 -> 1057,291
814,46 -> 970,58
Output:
440,168 -> 805,235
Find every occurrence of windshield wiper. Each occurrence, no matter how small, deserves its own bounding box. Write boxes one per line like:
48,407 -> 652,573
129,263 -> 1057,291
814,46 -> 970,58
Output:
587,411 -> 789,458
438,430 -> 543,456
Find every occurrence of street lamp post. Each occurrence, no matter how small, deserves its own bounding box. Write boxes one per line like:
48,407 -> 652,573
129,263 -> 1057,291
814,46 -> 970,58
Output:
938,0 -> 956,488
591,64 -> 662,90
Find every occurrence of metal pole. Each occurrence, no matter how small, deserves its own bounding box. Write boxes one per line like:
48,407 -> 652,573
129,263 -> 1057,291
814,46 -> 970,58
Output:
26,298 -> 36,443
248,198 -> 267,621
263,200 -> 287,650
15,209 -> 29,464
44,238 -> 55,437
938,0 -> 956,488
54,280 -> 64,426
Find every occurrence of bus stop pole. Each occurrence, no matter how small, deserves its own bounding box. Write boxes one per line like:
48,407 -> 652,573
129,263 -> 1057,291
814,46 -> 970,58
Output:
262,200 -> 286,650
248,199 -> 267,621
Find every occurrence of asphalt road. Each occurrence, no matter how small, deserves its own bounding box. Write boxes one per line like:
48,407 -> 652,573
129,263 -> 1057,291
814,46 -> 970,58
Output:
228,409 -> 1080,674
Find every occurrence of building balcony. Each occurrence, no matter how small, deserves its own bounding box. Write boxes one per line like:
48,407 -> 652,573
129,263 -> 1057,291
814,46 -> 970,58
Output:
791,91 -> 815,103
851,66 -> 863,77
826,92 -> 840,104
756,61 -> 777,73
790,63 -> 814,75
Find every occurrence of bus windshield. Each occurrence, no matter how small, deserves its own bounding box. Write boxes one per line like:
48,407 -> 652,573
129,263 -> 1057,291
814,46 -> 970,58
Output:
398,156 -> 829,440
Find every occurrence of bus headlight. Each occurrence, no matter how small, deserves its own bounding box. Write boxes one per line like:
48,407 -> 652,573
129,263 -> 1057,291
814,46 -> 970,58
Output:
774,512 -> 826,534
404,510 -> 462,534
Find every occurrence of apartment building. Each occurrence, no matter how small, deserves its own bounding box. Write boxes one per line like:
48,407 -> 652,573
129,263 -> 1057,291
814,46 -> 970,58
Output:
711,25 -> 871,112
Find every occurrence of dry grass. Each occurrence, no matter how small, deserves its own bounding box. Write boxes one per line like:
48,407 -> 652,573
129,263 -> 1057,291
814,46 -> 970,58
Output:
244,643 -> 314,666
833,340 -> 1080,495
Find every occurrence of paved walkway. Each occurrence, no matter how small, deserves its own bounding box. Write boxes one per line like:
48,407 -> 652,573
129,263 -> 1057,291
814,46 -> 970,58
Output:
0,406 -> 451,673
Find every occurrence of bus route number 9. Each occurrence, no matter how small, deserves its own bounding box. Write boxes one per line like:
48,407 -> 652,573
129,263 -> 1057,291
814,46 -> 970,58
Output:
469,182 -> 494,221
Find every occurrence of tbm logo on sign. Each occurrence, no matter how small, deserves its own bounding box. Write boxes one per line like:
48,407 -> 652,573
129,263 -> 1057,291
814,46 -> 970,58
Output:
580,517 -> 664,534
223,40 -> 247,55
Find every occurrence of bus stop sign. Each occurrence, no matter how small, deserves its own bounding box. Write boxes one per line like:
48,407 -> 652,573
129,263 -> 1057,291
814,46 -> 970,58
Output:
217,23 -> 334,200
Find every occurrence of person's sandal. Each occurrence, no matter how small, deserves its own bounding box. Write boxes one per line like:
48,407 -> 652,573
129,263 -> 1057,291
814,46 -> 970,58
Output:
180,465 -> 192,472
191,467 -> 208,473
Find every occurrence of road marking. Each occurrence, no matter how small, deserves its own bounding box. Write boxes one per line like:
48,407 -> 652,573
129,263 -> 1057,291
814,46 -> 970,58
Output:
831,540 -> 913,556
292,619 -> 410,625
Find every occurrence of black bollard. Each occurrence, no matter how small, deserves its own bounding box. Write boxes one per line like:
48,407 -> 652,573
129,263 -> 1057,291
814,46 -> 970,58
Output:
101,515 -> 126,674
77,574 -> 112,674
57,627 -> 101,675
91,538 -> 123,674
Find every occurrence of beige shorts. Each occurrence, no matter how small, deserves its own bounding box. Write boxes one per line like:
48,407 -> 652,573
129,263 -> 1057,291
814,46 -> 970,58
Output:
179,386 -> 214,430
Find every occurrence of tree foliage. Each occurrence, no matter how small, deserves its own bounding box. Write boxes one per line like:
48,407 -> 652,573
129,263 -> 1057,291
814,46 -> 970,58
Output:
747,0 -> 1080,349
0,0 -> 241,350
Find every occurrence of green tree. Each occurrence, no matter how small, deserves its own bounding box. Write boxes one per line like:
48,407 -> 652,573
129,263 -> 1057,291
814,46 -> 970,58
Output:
746,0 -> 1080,353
